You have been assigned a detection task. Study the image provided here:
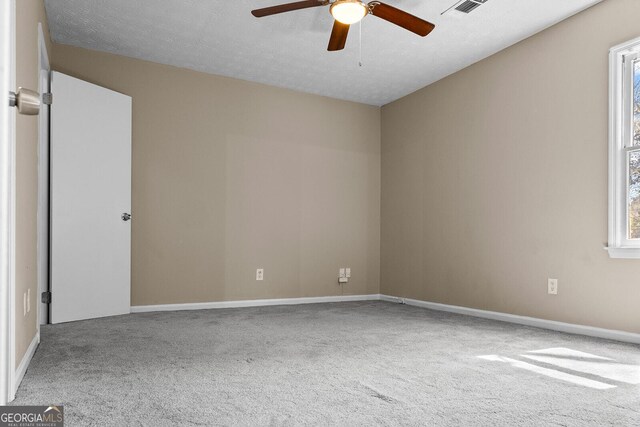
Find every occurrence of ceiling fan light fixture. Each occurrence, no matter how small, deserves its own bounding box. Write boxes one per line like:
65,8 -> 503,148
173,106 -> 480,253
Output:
330,0 -> 368,25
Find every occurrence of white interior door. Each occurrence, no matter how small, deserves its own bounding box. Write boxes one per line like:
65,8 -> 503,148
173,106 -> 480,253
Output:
50,71 -> 131,324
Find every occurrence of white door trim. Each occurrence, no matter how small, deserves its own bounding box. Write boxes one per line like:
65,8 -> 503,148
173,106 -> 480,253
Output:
37,23 -> 50,328
0,0 -> 16,405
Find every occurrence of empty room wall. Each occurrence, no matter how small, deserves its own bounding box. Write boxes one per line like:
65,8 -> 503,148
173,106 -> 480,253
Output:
381,0 -> 640,333
51,45 -> 381,306
15,0 -> 51,367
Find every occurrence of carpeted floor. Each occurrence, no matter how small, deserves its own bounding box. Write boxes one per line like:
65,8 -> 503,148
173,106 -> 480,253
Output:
11,301 -> 640,426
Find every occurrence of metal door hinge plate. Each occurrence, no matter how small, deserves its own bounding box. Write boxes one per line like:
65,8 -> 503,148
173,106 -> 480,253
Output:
41,291 -> 51,304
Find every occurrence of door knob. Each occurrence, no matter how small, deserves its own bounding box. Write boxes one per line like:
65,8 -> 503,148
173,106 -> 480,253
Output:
8,88 -> 41,115
122,213 -> 131,221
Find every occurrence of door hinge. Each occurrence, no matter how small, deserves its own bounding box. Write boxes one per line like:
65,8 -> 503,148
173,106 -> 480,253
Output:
42,92 -> 52,105
41,291 -> 51,304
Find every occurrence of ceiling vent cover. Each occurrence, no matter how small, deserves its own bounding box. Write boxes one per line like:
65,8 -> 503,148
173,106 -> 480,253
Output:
452,0 -> 488,14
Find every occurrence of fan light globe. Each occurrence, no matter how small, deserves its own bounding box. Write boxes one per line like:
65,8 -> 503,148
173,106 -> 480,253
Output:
330,0 -> 368,25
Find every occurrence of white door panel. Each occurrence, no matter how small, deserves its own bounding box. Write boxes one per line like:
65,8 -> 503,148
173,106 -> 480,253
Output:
50,71 -> 131,324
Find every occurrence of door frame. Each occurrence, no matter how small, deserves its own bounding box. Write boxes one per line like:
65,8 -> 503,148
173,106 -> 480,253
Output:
0,0 -> 16,406
37,23 -> 50,328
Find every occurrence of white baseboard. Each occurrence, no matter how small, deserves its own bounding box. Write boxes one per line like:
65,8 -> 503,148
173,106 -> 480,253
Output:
11,332 -> 39,400
134,293 -> 639,344
131,294 -> 381,313
380,294 -> 640,345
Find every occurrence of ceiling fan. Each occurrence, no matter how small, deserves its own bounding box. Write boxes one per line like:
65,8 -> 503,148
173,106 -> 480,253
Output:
251,0 -> 435,51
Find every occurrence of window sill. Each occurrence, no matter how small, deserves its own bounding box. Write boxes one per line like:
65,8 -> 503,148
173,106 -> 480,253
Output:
605,247 -> 640,259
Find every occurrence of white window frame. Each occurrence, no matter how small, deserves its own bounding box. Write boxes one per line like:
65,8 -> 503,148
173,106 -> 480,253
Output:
607,36 -> 640,259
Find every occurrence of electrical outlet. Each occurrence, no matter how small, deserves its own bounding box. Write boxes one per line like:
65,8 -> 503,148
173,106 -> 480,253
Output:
256,268 -> 264,281
339,277 -> 348,284
548,278 -> 558,295
339,268 -> 346,279
345,268 -> 351,278
27,289 -> 30,313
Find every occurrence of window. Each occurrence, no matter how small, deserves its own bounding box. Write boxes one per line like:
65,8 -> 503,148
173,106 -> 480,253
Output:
631,61 -> 640,239
608,37 -> 640,258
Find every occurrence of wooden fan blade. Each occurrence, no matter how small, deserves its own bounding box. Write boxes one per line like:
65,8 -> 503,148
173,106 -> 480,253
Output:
368,2 -> 435,37
251,0 -> 326,17
327,20 -> 350,51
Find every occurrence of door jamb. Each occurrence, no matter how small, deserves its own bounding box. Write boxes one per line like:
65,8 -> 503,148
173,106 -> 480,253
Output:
0,0 -> 16,406
37,23 -> 50,330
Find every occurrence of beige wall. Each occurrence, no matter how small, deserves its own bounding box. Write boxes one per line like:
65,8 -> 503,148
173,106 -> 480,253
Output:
15,0 -> 51,367
381,0 -> 640,333
43,0 -> 638,333
51,45 -> 381,306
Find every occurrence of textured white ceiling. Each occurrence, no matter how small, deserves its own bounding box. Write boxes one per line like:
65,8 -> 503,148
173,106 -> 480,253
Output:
44,0 -> 601,106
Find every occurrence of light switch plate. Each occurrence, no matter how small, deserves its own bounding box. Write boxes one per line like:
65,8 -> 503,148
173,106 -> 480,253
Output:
345,268 -> 351,278
339,268 -> 346,279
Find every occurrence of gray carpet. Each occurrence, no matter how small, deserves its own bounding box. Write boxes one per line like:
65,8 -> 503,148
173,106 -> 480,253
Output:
11,301 -> 640,426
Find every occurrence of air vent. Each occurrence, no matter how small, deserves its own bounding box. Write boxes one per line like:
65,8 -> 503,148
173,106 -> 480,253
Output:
444,0 -> 489,15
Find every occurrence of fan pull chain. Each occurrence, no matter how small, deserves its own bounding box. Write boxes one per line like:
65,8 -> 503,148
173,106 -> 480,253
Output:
358,19 -> 363,67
